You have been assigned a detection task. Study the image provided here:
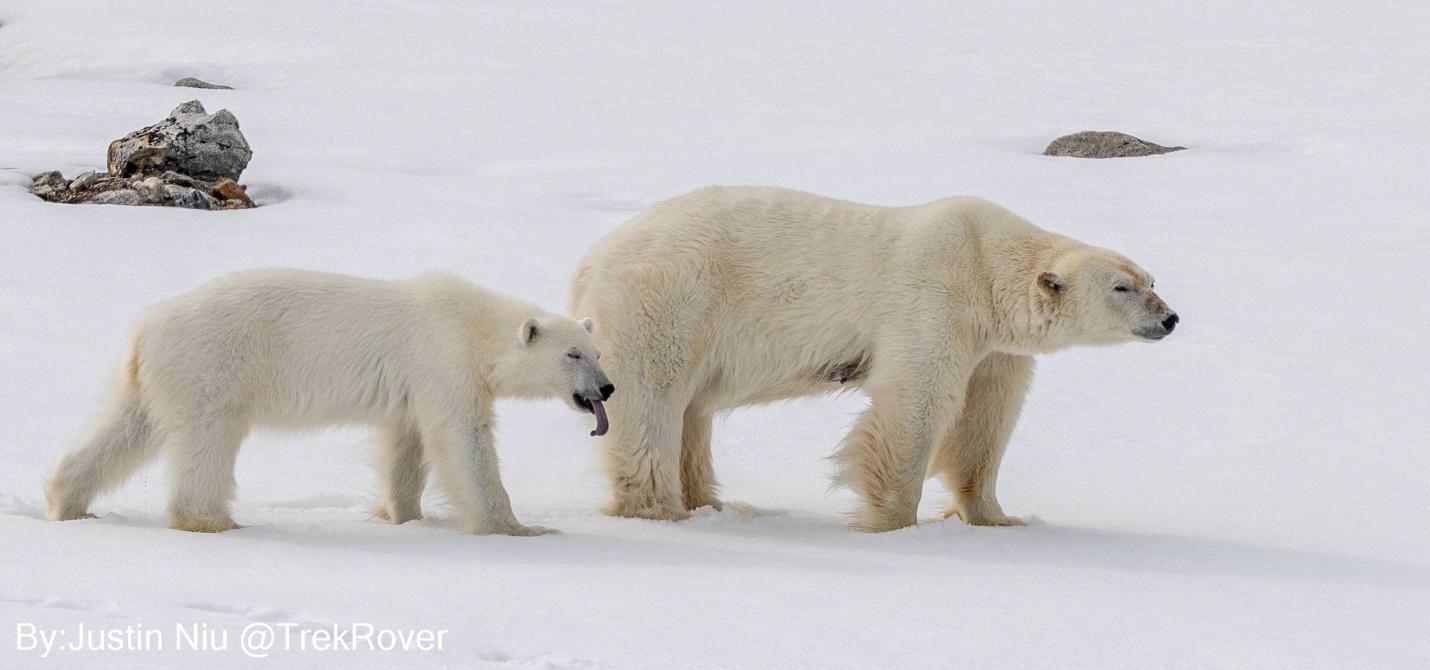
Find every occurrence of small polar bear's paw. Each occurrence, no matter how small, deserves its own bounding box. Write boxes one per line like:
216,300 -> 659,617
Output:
371,504 -> 422,525
170,515 -> 241,533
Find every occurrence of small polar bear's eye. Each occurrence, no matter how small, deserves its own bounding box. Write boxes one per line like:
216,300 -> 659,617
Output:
567,350 -> 582,360
1113,285 -> 1131,293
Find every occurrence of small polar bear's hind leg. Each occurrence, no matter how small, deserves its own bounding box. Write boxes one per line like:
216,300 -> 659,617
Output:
373,422 -> 427,524
45,385 -> 162,521
166,418 -> 246,533
930,353 -> 1034,526
599,387 -> 689,521
679,405 -> 721,511
422,422 -> 552,536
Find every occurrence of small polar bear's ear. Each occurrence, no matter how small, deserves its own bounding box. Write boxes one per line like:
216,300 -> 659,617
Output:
579,317 -> 595,334
1037,272 -> 1064,296
519,318 -> 541,346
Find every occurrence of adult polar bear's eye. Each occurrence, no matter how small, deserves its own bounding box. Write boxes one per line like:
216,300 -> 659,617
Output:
1113,285 -> 1131,293
567,350 -> 583,360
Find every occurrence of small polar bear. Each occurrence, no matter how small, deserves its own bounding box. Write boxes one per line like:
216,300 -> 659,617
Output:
571,186 -> 1178,531
45,269 -> 614,536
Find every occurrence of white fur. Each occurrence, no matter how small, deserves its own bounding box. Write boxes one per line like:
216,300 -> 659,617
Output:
45,269 -> 610,535
570,186 -> 1177,531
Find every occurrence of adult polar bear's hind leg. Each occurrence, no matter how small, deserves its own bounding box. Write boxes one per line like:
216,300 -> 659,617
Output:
679,404 -> 720,511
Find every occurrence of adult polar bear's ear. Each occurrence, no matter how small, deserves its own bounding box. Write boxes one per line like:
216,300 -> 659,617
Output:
1037,272 -> 1064,296
579,317 -> 595,334
519,318 -> 541,346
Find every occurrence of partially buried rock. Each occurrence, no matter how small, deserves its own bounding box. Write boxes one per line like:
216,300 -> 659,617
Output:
174,77 -> 234,90
29,101 -> 257,210
30,171 -> 72,202
107,100 -> 252,181
90,190 -> 143,206
1043,131 -> 1185,158
210,178 -> 253,207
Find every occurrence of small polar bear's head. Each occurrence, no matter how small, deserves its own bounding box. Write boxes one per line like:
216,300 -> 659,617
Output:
510,315 -> 615,434
1035,247 -> 1178,348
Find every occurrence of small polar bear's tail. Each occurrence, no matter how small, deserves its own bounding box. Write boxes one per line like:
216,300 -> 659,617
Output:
44,340 -> 162,521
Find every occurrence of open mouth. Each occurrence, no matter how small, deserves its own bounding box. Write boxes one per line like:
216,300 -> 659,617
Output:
575,394 -> 609,436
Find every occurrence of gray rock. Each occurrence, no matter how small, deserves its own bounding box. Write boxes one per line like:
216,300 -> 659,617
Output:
31,171 -> 71,201
1043,131 -> 1185,158
136,176 -> 167,203
174,77 -> 234,90
170,187 -> 213,210
68,171 -> 100,192
106,100 -> 252,181
90,189 -> 143,206
161,170 -> 209,189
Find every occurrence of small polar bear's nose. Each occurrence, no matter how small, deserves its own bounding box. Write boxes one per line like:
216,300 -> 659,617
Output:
1161,313 -> 1180,333
599,384 -> 615,401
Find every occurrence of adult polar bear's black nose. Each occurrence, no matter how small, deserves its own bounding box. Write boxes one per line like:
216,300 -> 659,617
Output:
1161,313 -> 1180,333
599,384 -> 615,401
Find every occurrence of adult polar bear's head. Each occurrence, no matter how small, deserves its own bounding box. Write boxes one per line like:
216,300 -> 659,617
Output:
1027,245 -> 1178,351
494,315 -> 615,434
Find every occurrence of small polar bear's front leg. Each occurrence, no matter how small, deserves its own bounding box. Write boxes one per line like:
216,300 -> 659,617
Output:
373,423 -> 427,524
931,352 -> 1034,526
423,422 -> 554,536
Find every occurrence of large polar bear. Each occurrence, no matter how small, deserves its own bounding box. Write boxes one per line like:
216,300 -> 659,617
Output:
570,187 -> 1178,531
45,269 -> 614,536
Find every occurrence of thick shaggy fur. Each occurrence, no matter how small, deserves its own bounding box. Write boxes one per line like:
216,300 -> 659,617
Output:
570,187 -> 1176,531
45,269 -> 611,535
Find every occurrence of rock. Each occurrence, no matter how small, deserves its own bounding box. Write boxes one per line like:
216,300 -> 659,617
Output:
1043,131 -> 1185,158
174,77 -> 234,90
90,189 -> 143,206
171,187 -> 213,210
136,176 -> 167,203
106,100 -> 252,181
211,178 -> 253,206
68,171 -> 100,193
31,171 -> 71,202
161,170 -> 208,189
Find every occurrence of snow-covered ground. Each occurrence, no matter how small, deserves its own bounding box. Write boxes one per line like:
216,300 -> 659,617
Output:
2,2 -> 1428,668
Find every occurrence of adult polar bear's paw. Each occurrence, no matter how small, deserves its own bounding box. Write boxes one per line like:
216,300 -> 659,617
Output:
945,506 -> 1026,527
604,498 -> 692,522
474,522 -> 559,537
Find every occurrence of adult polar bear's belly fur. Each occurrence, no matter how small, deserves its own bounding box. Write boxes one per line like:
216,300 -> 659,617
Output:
45,269 -> 614,536
571,186 -> 1178,531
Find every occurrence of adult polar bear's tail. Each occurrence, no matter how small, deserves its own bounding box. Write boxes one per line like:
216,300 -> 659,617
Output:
44,338 -> 162,521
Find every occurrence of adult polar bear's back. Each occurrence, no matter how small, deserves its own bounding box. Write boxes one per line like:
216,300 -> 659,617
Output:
572,187 -> 1031,403
571,186 -> 1177,530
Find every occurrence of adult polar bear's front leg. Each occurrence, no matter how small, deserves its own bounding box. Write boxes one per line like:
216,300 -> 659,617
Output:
930,352 -> 1034,526
834,341 -> 976,532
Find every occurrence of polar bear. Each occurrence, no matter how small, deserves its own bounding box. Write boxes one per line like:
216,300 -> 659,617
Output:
45,269 -> 614,536
570,187 -> 1177,531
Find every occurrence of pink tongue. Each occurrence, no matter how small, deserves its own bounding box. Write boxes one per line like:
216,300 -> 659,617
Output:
588,399 -> 609,437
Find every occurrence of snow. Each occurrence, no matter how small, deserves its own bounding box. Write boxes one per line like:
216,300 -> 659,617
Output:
2,1 -> 1428,668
